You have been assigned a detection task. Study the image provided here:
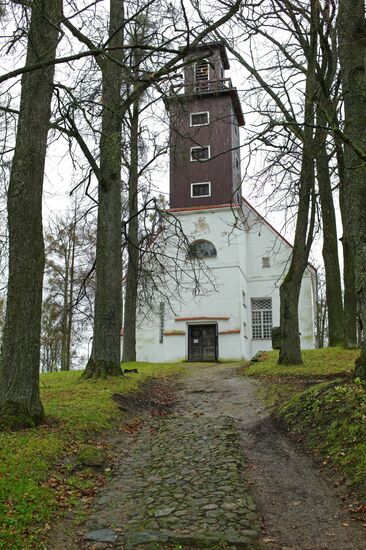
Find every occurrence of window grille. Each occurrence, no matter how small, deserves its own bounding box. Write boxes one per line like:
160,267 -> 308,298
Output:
251,298 -> 272,339
191,182 -> 211,198
191,146 -> 210,161
159,302 -> 165,343
191,112 -> 209,126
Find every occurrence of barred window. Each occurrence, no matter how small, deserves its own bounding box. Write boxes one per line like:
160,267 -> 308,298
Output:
251,298 -> 272,339
262,256 -> 270,268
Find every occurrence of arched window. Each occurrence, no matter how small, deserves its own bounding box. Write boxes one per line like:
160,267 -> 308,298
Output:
195,59 -> 209,90
188,239 -> 217,259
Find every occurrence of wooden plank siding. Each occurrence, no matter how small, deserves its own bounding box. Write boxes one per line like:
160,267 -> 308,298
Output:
169,93 -> 241,209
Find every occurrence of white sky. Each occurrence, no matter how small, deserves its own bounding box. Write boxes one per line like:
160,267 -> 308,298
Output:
0,0 -> 335,274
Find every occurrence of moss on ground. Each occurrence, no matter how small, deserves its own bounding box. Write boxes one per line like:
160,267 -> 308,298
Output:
0,362 -> 183,549
76,446 -> 106,468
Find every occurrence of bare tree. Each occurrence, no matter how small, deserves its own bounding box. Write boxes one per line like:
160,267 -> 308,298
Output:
0,0 -> 62,428
82,0 -> 125,378
313,4 -> 344,346
315,270 -> 327,348
278,3 -> 317,364
337,0 -> 366,377
43,198 -> 94,372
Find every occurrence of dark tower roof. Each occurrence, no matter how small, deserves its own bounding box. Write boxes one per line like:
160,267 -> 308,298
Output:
179,42 -> 230,70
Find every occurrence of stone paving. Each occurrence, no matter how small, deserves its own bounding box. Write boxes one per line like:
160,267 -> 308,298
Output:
83,414 -> 260,549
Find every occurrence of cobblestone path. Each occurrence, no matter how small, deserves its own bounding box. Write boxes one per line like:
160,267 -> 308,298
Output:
84,416 -> 260,549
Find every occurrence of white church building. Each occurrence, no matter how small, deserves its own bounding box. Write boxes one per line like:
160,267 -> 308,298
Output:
132,43 -> 317,363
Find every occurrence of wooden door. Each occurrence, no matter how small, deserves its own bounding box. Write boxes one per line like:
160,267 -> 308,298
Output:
188,324 -> 217,361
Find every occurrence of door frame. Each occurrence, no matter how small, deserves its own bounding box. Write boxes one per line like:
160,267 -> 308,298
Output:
187,322 -> 218,361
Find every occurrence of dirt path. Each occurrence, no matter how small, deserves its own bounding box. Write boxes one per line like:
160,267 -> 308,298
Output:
177,363 -> 366,550
46,364 -> 366,550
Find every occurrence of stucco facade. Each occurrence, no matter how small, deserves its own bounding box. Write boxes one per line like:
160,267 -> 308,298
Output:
132,202 -> 316,363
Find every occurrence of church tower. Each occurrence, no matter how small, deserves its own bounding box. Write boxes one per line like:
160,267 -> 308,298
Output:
133,43 -> 317,363
168,43 -> 245,210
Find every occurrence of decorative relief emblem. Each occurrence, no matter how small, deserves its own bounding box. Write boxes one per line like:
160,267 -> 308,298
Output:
193,216 -> 210,235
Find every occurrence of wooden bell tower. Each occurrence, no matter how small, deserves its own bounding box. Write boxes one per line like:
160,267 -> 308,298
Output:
168,43 -> 244,210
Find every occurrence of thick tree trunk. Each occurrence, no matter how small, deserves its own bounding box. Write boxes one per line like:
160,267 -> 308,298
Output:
83,0 -> 123,379
315,122 -> 344,346
338,0 -> 366,377
122,100 -> 139,363
279,276 -> 303,364
278,3 -> 318,365
342,234 -> 357,347
0,0 -> 61,428
335,138 -> 357,348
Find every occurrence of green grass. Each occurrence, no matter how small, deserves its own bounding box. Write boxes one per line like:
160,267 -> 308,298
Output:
244,347 -> 359,379
244,347 -> 366,498
0,362 -> 183,549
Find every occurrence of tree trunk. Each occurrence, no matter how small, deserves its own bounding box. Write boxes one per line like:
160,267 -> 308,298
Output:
315,120 -> 344,346
278,2 -> 318,365
279,276 -> 304,364
338,0 -> 366,377
61,210 -> 77,372
66,215 -> 76,371
335,138 -> 357,348
60,239 -> 70,371
0,0 -> 61,428
83,0 -> 123,379
122,99 -> 140,363
342,233 -> 357,347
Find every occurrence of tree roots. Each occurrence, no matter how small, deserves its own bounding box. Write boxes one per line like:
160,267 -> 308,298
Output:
81,358 -> 122,379
0,400 -> 44,431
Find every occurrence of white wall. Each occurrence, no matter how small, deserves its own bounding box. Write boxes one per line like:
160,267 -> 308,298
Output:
132,204 -> 316,362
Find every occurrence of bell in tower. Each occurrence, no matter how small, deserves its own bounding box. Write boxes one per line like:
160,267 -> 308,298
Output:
167,42 -> 245,210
